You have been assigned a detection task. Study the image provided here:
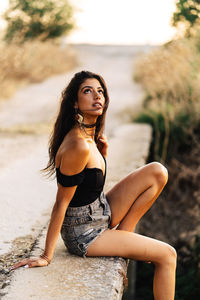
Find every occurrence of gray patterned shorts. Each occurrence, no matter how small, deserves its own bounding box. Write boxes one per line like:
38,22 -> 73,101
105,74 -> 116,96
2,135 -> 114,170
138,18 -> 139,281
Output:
60,191 -> 111,257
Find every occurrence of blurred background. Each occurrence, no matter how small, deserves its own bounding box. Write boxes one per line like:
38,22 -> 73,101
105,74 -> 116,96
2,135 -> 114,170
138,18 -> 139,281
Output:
0,1 -> 200,299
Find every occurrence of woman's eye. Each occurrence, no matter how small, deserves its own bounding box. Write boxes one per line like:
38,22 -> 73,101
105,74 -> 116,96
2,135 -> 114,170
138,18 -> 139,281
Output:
98,89 -> 104,94
84,89 -> 91,94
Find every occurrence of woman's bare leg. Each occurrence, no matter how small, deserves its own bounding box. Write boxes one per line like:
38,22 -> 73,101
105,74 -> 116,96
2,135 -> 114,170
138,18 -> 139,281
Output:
86,230 -> 176,300
86,162 -> 176,299
106,162 -> 168,231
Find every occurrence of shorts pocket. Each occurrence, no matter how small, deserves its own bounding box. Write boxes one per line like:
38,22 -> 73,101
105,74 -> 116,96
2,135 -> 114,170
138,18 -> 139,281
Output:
73,224 -> 94,240
62,214 -> 93,226
80,228 -> 94,236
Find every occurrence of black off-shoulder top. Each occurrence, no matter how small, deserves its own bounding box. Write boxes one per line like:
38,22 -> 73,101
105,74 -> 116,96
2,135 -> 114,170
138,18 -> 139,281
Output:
56,156 -> 106,207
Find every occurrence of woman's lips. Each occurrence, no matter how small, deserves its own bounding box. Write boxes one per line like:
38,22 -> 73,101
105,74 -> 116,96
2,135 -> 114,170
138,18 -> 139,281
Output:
92,103 -> 103,109
82,103 -> 103,111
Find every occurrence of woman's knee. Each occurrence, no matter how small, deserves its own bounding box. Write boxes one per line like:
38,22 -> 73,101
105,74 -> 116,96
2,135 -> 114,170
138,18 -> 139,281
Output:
156,244 -> 177,268
149,162 -> 168,187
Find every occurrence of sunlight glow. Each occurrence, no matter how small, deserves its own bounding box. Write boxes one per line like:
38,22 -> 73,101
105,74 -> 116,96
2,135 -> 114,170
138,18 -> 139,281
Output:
68,0 -> 177,45
0,0 -> 177,45
0,0 -> 9,30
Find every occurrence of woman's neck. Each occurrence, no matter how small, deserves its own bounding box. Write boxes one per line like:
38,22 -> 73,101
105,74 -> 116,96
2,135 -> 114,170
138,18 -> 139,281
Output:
75,114 -> 98,141
75,123 -> 96,141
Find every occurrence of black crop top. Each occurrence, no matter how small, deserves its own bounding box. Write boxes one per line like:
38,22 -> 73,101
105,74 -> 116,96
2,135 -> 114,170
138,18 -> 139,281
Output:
56,156 -> 106,207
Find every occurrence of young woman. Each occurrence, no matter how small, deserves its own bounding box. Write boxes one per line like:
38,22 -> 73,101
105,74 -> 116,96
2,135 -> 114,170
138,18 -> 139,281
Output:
13,70 -> 176,299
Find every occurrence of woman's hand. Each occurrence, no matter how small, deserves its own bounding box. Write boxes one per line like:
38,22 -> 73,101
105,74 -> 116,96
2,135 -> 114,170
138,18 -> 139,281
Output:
97,134 -> 109,157
11,256 -> 49,270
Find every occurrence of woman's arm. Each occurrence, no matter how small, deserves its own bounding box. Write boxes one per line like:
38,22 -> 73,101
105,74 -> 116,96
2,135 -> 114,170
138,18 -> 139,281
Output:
11,186 -> 76,269
12,140 -> 90,269
42,140 -> 90,262
42,186 -> 76,261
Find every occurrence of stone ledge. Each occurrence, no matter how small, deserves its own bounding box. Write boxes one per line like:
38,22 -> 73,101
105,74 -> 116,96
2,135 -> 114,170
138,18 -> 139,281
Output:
4,123 -> 152,300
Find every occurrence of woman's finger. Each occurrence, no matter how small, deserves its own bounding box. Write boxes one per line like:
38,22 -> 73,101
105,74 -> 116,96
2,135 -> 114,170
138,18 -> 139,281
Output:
99,134 -> 107,139
98,137 -> 108,145
101,135 -> 107,140
11,258 -> 29,270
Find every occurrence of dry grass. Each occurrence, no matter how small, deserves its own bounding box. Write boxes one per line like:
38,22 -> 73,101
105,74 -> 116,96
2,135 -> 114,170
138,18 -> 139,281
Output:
0,40 -> 77,99
134,39 -> 200,104
134,37 -> 200,162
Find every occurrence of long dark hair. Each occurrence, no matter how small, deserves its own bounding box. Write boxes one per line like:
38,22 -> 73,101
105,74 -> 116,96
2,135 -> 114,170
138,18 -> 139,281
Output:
43,70 -> 110,177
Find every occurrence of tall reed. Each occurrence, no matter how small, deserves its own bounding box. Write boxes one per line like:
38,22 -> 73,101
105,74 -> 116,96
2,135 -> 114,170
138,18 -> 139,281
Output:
134,38 -> 200,163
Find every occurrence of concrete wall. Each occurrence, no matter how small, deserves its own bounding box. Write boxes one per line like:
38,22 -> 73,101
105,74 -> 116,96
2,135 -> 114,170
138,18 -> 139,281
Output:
4,123 -> 151,300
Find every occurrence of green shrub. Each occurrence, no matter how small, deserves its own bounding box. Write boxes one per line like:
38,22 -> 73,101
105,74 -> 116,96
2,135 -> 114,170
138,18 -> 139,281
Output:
3,0 -> 74,43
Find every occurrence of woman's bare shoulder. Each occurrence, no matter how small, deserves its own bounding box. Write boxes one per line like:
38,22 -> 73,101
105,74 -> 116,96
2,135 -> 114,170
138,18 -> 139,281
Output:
58,134 -> 90,175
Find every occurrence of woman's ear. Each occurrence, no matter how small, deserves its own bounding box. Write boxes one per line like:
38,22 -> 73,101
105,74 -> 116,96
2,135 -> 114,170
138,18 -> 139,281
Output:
74,101 -> 78,109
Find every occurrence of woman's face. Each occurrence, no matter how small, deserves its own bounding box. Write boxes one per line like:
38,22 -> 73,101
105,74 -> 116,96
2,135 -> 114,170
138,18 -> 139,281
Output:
75,78 -> 105,117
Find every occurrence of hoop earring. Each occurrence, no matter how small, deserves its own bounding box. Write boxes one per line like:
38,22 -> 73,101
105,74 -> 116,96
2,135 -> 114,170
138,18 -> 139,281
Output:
75,108 -> 97,129
75,108 -> 84,124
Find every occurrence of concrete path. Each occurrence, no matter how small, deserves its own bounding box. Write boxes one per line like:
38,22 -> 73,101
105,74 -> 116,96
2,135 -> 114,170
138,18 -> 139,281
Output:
0,44 -> 152,298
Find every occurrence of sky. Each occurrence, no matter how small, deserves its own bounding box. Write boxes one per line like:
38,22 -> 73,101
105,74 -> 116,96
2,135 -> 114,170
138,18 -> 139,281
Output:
0,0 -> 177,45
0,0 -> 8,30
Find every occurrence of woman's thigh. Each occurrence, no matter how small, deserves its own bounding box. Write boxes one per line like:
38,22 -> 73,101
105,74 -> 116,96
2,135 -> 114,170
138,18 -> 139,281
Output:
105,162 -> 167,228
86,228 -> 174,264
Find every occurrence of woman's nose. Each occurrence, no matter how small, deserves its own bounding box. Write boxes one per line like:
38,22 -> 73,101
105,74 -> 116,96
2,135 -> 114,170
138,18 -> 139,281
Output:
94,90 -> 101,99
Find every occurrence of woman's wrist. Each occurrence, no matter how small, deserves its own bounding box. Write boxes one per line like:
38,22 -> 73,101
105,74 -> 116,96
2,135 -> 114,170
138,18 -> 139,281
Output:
40,253 -> 51,265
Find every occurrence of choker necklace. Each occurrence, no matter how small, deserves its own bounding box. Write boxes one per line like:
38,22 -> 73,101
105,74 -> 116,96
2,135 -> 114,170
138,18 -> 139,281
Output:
81,122 -> 97,128
75,112 -> 96,138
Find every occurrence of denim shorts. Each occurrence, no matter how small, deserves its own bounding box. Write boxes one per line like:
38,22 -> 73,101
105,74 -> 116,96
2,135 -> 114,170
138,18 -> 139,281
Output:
61,191 -> 111,258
